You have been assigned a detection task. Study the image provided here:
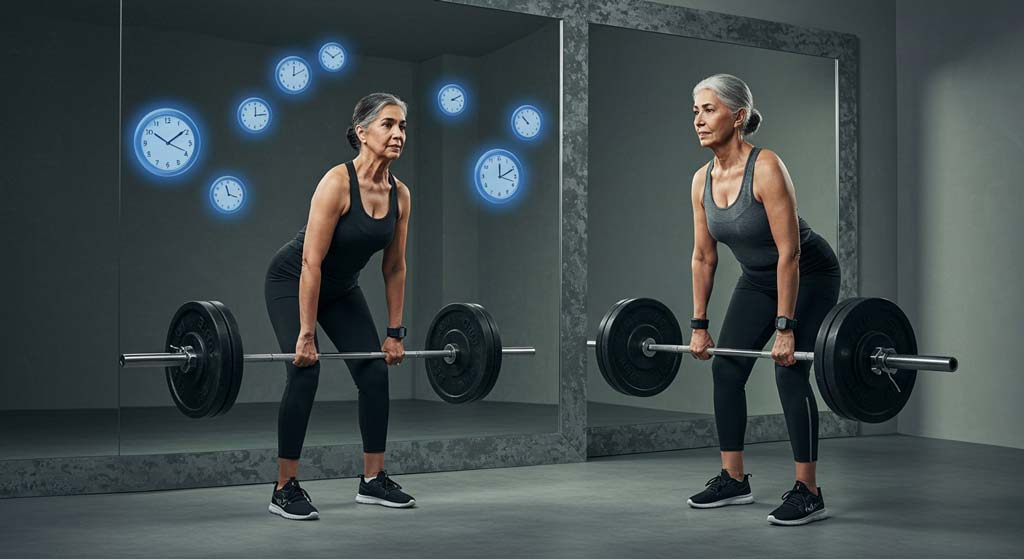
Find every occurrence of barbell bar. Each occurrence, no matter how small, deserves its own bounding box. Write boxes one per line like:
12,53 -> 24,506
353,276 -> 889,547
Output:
587,297 -> 960,423
119,300 -> 536,418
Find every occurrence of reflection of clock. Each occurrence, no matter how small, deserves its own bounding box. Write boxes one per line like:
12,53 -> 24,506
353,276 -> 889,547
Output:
237,97 -> 272,134
275,56 -> 311,94
474,148 -> 523,204
511,105 -> 542,140
318,42 -> 346,72
209,176 -> 246,214
133,108 -> 201,177
437,83 -> 467,115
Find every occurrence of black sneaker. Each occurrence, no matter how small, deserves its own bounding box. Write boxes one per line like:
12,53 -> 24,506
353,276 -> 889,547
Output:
687,469 -> 755,508
269,477 -> 319,521
767,481 -> 828,526
355,471 -> 416,508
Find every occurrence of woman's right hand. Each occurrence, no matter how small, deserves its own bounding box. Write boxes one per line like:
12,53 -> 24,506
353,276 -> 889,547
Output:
294,334 -> 318,367
689,329 -> 714,360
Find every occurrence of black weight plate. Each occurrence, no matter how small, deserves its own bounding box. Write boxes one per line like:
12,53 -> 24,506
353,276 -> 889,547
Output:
164,301 -> 234,419
595,298 -> 633,394
599,298 -> 683,397
207,300 -> 245,417
813,297 -> 860,420
425,302 -> 497,403
467,303 -> 502,403
823,297 -> 918,423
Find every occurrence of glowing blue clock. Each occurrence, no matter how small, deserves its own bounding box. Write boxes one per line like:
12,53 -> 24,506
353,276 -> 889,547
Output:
276,56 -> 311,94
237,97 -> 272,134
474,148 -> 523,204
133,108 -> 201,177
318,42 -> 346,72
511,105 -> 543,141
437,83 -> 467,116
209,176 -> 246,214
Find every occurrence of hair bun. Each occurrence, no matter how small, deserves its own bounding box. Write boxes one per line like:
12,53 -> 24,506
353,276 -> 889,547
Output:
346,126 -> 360,150
744,108 -> 762,136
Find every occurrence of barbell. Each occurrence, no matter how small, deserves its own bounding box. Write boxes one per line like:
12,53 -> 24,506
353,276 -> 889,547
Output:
119,300 -> 535,418
587,297 -> 959,423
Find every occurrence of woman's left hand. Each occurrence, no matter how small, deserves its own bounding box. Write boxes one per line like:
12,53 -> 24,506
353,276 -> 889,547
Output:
771,330 -> 797,367
382,337 -> 405,365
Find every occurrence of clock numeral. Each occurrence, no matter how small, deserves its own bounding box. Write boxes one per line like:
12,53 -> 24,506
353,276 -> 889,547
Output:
164,117 -> 171,124
145,129 -> 153,136
183,151 -> 189,157
142,140 -> 148,147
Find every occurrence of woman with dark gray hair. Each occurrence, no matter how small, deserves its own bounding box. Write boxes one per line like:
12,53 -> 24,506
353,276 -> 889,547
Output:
684,74 -> 840,526
264,92 -> 414,520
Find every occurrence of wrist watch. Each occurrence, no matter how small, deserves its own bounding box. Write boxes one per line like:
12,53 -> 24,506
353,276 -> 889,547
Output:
775,316 -> 797,331
386,326 -> 407,340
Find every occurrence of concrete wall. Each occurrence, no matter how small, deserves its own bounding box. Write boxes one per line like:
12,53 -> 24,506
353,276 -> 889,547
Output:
894,0 -> 1024,449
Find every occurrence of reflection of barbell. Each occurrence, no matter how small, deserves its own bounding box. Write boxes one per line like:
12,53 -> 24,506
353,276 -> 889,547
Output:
119,301 -> 535,418
587,297 -> 959,423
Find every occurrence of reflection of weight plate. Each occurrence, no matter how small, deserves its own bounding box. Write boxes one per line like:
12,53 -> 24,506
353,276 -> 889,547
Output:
596,298 -> 683,397
424,302 -> 499,403
467,303 -> 503,402
822,298 -> 918,424
207,300 -> 245,417
164,301 -> 235,418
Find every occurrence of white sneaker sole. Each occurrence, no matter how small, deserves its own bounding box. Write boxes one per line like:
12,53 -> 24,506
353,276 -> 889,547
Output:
355,494 -> 416,508
268,503 -> 319,520
686,494 -> 755,508
768,508 -> 829,526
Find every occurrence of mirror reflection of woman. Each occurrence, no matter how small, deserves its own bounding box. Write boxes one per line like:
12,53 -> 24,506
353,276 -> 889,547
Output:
685,74 -> 840,526
264,92 -> 414,520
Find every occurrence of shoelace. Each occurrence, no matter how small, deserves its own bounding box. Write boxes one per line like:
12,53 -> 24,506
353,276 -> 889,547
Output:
282,484 -> 312,505
374,472 -> 402,494
703,475 -> 729,493
780,486 -> 811,509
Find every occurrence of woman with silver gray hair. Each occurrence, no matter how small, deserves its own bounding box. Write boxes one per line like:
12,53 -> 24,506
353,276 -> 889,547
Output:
264,92 -> 414,519
684,74 -> 840,526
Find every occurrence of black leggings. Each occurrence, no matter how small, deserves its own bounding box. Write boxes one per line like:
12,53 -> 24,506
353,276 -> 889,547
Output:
712,273 -> 840,462
265,246 -> 389,458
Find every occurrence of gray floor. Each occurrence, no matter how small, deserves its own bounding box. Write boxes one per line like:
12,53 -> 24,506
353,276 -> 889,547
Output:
4,435 -> 1021,559
0,401 -> 703,459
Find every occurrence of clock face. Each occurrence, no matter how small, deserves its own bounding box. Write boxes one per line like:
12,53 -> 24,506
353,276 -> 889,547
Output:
437,84 -> 467,115
237,97 -> 271,134
275,56 -> 311,94
318,42 -> 346,72
209,176 -> 246,214
511,105 -> 542,140
133,108 -> 201,177
474,148 -> 523,204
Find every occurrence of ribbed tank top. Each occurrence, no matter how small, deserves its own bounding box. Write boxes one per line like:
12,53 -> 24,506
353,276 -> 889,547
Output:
703,147 -> 838,289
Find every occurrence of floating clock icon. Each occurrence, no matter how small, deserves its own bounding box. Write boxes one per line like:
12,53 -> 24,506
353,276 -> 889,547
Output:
132,108 -> 201,177
437,83 -> 467,116
275,56 -> 311,94
318,42 -> 346,72
209,175 -> 246,214
511,105 -> 543,141
474,148 -> 523,204
237,97 -> 272,134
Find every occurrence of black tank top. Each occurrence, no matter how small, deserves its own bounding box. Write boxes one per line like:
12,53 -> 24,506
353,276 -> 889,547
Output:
290,161 -> 399,285
703,147 -> 839,289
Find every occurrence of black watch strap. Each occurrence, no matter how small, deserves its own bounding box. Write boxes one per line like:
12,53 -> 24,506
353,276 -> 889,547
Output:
775,316 -> 797,331
690,318 -> 709,330
386,326 -> 407,340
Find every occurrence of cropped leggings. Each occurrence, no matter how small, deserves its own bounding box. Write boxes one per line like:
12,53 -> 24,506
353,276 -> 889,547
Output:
265,244 -> 389,458
712,272 -> 840,462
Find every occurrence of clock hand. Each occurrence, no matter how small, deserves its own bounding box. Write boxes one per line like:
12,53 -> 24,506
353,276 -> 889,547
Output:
255,112 -> 267,117
153,132 -> 171,144
451,94 -> 463,101
499,167 -> 515,179
226,186 -> 238,198
295,67 -> 306,76
520,115 -> 531,125
167,130 -> 185,144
